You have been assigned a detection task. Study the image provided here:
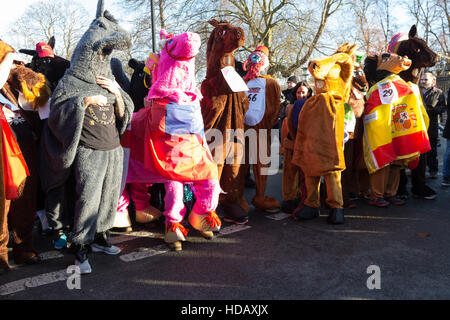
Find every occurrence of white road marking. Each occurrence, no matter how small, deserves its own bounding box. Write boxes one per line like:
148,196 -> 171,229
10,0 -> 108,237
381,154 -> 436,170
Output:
266,212 -> 291,220
216,224 -> 252,236
0,223 -> 253,295
38,251 -> 64,261
119,245 -> 168,262
0,269 -> 67,296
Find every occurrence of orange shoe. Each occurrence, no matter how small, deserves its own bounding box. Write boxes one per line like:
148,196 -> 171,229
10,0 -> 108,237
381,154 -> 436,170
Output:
165,222 -> 188,251
189,210 -> 221,239
252,196 -> 280,213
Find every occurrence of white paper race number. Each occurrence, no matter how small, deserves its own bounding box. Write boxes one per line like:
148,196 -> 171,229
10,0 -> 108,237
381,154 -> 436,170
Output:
378,81 -> 398,105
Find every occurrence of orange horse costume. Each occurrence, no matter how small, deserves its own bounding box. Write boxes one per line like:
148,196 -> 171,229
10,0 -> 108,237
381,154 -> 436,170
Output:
292,43 -> 357,224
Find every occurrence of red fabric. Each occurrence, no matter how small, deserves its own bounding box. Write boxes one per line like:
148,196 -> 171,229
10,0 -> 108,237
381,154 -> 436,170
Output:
36,42 -> 54,58
0,106 -> 29,199
124,101 -> 218,182
371,130 -> 431,169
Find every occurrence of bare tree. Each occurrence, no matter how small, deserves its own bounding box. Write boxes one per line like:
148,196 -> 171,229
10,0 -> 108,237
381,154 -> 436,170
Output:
350,0 -> 385,55
175,0 -> 344,77
376,0 -> 398,50
7,0 -> 90,60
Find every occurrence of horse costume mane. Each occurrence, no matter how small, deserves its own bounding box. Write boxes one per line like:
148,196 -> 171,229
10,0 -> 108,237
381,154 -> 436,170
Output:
388,25 -> 438,84
19,36 -> 70,92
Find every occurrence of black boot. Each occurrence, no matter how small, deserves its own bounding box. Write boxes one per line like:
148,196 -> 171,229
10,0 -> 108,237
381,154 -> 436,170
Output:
281,199 -> 300,214
294,205 -> 319,220
327,208 -> 345,225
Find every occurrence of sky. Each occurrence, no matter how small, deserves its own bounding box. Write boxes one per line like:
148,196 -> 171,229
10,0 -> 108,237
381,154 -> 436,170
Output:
0,0 -> 122,36
0,0 -> 415,36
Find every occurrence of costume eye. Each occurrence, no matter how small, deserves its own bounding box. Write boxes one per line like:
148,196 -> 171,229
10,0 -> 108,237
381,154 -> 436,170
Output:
219,30 -> 226,37
168,39 -> 174,45
416,48 -> 421,53
97,21 -> 106,29
250,54 -> 261,63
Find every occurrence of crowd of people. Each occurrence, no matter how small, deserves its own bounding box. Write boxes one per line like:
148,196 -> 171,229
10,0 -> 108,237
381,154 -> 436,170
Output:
0,2 -> 449,276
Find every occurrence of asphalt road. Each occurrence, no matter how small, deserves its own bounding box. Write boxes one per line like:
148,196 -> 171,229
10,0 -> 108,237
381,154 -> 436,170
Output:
1,143 -> 449,303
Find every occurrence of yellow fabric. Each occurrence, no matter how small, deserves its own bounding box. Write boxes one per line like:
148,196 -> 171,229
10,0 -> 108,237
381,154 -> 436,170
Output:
363,75 -> 430,174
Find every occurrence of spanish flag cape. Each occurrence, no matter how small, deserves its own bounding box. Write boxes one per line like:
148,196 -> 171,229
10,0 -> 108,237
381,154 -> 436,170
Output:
363,74 -> 430,174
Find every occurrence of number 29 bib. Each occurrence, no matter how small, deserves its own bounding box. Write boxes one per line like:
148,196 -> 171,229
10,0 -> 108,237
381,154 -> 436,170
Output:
244,78 -> 266,126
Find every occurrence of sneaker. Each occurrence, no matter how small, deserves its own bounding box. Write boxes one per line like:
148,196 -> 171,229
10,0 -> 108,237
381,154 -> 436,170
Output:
396,191 -> 409,200
413,185 -> 437,200
368,198 -> 390,207
75,259 -> 92,274
91,232 -> 121,255
385,196 -> 405,206
441,177 -> 450,188
349,192 -> 359,201
53,231 -> 68,250
223,215 -> 249,225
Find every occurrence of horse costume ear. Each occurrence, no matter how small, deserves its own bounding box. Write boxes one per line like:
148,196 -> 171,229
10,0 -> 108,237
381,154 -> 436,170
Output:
347,44 -> 358,57
19,49 -> 36,56
128,58 -> 140,70
96,0 -> 104,18
48,36 -> 55,49
409,25 -> 417,38
208,19 -> 219,27
160,29 -> 172,40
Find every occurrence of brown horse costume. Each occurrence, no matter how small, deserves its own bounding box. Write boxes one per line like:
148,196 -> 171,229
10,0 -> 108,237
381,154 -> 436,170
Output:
388,25 -> 439,199
201,19 -> 249,223
1,39 -> 51,271
292,43 -> 356,224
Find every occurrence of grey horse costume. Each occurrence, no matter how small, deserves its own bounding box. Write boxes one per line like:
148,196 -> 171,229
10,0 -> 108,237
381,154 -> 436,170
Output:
40,0 -> 133,270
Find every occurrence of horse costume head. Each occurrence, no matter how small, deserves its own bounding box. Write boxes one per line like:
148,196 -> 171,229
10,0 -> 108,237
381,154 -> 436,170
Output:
388,25 -> 438,84
308,43 -> 357,102
146,29 -> 202,105
206,19 -> 245,72
19,36 -> 71,91
66,0 -> 132,84
352,64 -> 368,94
364,53 -> 412,87
128,58 -> 150,111
0,40 -> 50,109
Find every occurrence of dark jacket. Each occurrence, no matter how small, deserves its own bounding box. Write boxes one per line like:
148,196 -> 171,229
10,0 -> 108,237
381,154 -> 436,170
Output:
443,87 -> 450,139
423,86 -> 446,139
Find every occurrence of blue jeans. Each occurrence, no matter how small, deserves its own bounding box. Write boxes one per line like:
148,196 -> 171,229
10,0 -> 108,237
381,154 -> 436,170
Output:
443,139 -> 450,179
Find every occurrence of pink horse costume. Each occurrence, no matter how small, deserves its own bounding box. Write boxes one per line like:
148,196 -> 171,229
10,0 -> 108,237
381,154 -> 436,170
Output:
121,30 -> 221,251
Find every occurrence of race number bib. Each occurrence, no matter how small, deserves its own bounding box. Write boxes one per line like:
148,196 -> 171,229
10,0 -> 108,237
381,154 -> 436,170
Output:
244,78 -> 266,126
378,81 -> 398,105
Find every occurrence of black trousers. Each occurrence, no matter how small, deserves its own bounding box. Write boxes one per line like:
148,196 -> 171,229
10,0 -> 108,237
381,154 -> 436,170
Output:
398,153 -> 428,194
426,137 -> 438,173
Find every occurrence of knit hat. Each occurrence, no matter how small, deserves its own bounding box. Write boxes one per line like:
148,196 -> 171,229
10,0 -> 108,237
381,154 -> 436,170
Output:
387,33 -> 408,54
36,42 -> 55,58
287,75 -> 297,83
